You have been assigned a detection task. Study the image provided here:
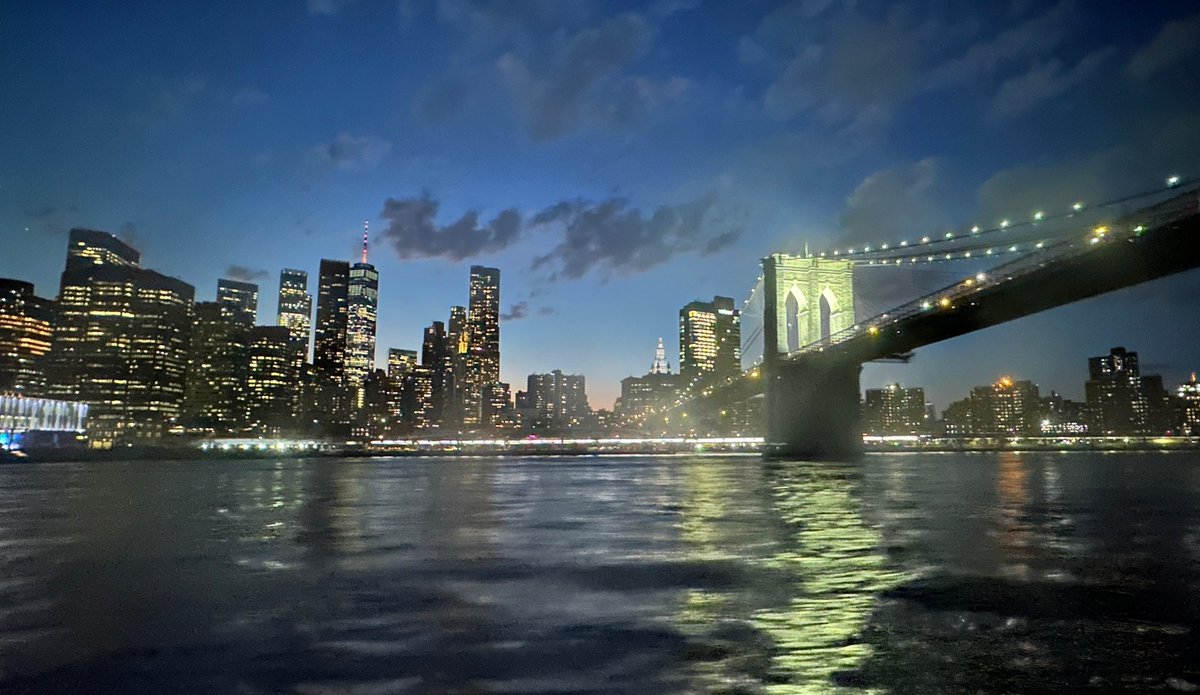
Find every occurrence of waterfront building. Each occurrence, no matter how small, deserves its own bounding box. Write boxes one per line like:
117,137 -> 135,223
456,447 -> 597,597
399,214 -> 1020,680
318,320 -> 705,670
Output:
422,321 -> 448,422
0,279 -> 53,396
402,366 -> 436,429
862,383 -> 926,435
519,370 -> 589,430
387,348 -> 418,381
276,269 -> 312,363
445,305 -> 468,427
345,226 -> 379,392
183,302 -> 249,433
48,231 -> 194,446
970,377 -> 1040,435
1177,373 -> 1200,435
246,326 -> 296,434
464,266 -> 500,426
216,278 -> 258,326
313,259 -> 350,383
1085,346 -> 1170,435
1039,391 -> 1089,435
679,296 -> 740,389
484,381 -> 515,429
617,339 -> 685,422
939,398 -> 974,436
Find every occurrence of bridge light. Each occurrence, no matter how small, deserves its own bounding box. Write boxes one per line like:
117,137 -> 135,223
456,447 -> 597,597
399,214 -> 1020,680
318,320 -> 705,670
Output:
921,301 -> 932,310
881,243 -> 888,250
1009,245 -> 1017,252
964,251 -> 971,257
945,232 -> 954,239
939,297 -> 952,308
833,250 -> 840,255
1035,241 -> 1044,249
944,253 -> 951,259
1167,175 -> 1181,187
921,236 -> 930,243
900,240 -> 908,246
1093,225 -> 1108,236
1073,201 -> 1084,211
976,273 -> 987,282
971,225 -> 980,233
867,326 -> 880,336
1134,225 -> 1145,233
1033,211 -> 1044,221
1000,219 -> 1010,228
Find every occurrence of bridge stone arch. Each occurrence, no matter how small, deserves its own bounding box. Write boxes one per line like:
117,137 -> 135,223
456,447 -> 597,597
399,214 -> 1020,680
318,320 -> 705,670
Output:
763,254 -> 855,359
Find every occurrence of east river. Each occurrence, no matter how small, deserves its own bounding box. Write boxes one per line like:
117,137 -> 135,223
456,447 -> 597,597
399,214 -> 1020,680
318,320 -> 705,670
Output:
2,453 -> 1199,693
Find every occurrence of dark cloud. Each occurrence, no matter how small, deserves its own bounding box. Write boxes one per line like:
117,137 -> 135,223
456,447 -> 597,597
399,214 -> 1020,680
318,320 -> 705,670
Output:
308,133 -> 392,171
538,306 -> 556,316
500,301 -> 529,320
117,222 -> 143,251
379,193 -> 521,261
529,192 -> 739,279
925,1 -> 1074,89
1126,12 -> 1200,79
498,12 -> 655,140
989,48 -> 1113,121
225,265 -> 270,282
838,158 -> 954,248
412,76 -> 471,123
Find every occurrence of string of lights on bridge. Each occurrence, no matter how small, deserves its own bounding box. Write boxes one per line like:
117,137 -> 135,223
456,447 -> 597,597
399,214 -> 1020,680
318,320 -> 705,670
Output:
808,174 -> 1191,264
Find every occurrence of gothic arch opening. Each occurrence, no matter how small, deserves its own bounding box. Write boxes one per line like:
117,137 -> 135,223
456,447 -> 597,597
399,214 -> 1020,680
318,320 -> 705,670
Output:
819,287 -> 839,342
785,286 -> 807,352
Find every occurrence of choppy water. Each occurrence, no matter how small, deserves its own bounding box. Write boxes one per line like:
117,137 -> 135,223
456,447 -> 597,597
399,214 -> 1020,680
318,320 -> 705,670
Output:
1,452 -> 1199,693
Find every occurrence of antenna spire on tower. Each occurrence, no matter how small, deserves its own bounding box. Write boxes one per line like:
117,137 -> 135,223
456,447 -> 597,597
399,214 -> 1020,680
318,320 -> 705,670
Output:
651,337 -> 670,375
361,220 -> 369,264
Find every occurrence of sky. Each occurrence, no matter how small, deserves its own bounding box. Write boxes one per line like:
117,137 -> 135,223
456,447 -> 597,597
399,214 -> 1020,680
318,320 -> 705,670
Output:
2,0 -> 1199,411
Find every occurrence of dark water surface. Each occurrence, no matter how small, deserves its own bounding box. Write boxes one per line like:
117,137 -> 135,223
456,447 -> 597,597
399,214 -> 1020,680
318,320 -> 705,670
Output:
2,453 -> 1199,693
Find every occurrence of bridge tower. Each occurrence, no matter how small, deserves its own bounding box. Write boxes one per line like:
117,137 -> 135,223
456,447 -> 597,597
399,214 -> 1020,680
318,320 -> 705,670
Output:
762,254 -> 862,459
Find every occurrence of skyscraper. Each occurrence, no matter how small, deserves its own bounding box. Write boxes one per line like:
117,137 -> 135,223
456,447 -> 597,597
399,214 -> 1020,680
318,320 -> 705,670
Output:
276,268 -> 312,363
679,296 -> 740,389
520,370 -> 589,429
246,326 -> 297,434
63,228 -> 139,277
464,266 -> 500,426
183,302 -> 249,433
1085,346 -> 1170,435
345,225 -> 379,390
446,305 -> 468,427
387,348 -> 418,381
1178,373 -> 1200,435
423,321 -> 448,421
969,376 -> 1040,435
313,259 -> 350,382
0,279 -> 53,396
49,231 -> 194,446
217,278 -> 258,326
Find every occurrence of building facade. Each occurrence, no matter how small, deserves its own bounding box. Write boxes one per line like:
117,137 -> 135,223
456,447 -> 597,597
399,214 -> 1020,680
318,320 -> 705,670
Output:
519,370 -> 590,430
0,279 -> 53,396
183,302 -> 249,433
679,296 -> 740,389
313,259 -> 350,383
216,278 -> 258,326
345,259 -> 379,389
246,326 -> 296,434
1085,347 -> 1170,435
862,383 -> 926,435
463,266 -> 500,426
276,268 -> 312,363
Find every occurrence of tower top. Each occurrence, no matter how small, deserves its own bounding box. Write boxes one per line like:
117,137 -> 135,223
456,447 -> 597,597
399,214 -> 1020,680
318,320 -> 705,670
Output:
651,337 -> 671,375
361,220 -> 369,264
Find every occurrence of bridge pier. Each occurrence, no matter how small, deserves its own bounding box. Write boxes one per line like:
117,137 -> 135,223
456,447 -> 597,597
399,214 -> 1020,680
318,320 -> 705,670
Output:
764,355 -> 863,460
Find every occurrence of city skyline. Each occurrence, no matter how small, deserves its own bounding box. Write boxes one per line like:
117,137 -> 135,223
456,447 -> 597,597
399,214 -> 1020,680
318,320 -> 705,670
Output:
3,2 -> 1200,409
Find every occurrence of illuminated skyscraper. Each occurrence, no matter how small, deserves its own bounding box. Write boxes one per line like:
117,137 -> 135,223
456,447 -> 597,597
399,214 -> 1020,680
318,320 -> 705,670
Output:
1179,373 -> 1200,435
345,224 -> 379,390
0,279 -> 53,396
217,278 -> 258,326
387,348 -> 418,381
679,296 -> 740,389
446,305 -> 468,427
183,302 -> 248,433
63,228 -> 139,276
1085,346 -> 1170,435
969,376 -> 1040,435
464,266 -> 500,426
48,231 -> 194,446
313,258 -> 349,382
276,268 -> 312,363
246,326 -> 296,434
520,370 -> 589,429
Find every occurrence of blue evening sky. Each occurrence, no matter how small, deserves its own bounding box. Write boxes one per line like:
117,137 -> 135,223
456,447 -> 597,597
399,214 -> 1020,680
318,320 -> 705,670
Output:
2,0 -> 1199,409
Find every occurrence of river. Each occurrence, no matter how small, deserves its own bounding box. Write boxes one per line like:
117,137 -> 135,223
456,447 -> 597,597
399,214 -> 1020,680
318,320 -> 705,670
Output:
2,453 -> 1198,693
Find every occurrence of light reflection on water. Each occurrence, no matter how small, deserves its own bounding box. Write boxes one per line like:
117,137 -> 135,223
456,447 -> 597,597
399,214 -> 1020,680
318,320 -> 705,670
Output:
0,453 -> 1198,693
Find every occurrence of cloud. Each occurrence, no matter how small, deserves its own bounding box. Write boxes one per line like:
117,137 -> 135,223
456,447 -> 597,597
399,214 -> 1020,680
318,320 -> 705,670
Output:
412,76 -> 471,123
838,158 -> 954,247
989,48 -> 1113,121
529,192 -> 739,279
307,0 -> 355,16
379,193 -> 521,261
538,306 -> 556,316
231,87 -> 268,105
925,1 -> 1075,89
224,265 -> 270,282
500,301 -> 529,320
497,12 -> 655,140
1126,13 -> 1200,79
308,133 -> 393,171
